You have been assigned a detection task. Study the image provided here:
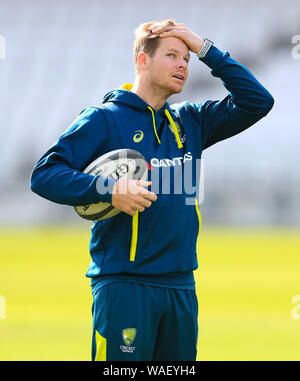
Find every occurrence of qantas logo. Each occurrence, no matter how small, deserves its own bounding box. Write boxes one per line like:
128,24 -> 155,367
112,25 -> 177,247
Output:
149,152 -> 192,167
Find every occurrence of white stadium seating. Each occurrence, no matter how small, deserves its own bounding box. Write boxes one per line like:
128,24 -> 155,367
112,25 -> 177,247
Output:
0,0 -> 299,225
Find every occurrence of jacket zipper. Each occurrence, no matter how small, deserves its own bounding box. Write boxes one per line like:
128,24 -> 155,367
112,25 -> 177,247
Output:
129,200 -> 201,262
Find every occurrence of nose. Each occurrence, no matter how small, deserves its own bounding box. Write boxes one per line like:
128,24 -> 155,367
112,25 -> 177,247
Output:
177,58 -> 187,69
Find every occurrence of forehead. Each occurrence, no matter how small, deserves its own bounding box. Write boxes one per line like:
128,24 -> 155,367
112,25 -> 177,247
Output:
157,36 -> 190,56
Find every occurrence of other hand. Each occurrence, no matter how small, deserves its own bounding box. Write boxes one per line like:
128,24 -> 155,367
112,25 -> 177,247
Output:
112,179 -> 157,216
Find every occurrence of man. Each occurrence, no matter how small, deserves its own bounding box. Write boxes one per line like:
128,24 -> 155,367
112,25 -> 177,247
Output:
31,19 -> 274,361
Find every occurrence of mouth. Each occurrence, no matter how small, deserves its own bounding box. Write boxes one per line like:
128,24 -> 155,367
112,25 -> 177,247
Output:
172,74 -> 185,82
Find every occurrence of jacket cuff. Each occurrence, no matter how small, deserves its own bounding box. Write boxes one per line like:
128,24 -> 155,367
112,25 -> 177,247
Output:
198,45 -> 230,70
95,176 -> 116,204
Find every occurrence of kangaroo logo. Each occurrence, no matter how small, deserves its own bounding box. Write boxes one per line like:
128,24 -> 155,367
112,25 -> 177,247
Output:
133,130 -> 144,143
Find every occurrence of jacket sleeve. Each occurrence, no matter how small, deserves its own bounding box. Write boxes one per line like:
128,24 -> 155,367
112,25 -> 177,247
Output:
30,106 -> 116,206
187,46 -> 274,150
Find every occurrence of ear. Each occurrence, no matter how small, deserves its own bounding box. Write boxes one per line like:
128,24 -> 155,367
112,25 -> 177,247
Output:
136,51 -> 148,71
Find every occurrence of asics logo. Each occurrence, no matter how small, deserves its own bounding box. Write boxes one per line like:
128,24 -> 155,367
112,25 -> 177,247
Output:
133,130 -> 144,143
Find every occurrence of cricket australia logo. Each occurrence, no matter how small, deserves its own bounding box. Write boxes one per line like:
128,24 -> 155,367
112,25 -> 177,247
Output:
120,328 -> 137,353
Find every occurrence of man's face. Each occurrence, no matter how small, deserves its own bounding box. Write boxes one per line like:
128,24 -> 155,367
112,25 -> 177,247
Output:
146,36 -> 190,95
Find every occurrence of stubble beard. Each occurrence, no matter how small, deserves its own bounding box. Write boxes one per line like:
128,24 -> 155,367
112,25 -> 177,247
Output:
152,77 -> 183,100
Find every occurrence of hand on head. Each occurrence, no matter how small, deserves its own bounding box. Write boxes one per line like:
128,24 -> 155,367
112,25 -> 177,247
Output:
147,21 -> 204,53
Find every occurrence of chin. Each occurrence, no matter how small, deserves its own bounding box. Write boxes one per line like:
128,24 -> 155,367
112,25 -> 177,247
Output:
173,86 -> 183,94
171,87 -> 184,95
167,83 -> 184,95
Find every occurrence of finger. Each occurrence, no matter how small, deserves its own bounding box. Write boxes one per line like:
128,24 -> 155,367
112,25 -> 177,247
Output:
126,208 -> 137,216
150,25 -> 172,32
148,23 -> 169,30
139,189 -> 157,202
157,25 -> 185,37
124,203 -> 140,216
148,23 -> 175,34
150,26 -> 184,40
150,26 -> 173,35
143,199 -> 152,208
130,201 -> 145,213
157,30 -> 176,38
136,180 -> 152,188
150,20 -> 176,29
127,180 -> 151,195
135,195 -> 153,208
148,33 -> 159,39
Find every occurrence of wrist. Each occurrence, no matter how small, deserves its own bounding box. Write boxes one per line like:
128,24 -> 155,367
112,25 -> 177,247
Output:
196,38 -> 214,58
195,38 -> 205,52
96,176 -> 116,203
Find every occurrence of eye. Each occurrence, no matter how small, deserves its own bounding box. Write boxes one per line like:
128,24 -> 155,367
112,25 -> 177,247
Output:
167,53 -> 175,58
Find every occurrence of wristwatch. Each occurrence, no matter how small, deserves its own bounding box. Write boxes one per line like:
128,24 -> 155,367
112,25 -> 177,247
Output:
196,38 -> 214,58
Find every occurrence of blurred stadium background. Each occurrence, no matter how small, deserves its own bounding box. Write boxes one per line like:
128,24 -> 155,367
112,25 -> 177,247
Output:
0,0 -> 300,361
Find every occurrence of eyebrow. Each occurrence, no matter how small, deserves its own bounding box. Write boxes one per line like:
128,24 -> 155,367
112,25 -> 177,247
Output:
167,48 -> 190,60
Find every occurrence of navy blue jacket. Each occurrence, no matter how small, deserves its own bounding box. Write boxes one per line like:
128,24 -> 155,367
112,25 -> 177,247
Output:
31,46 -> 274,284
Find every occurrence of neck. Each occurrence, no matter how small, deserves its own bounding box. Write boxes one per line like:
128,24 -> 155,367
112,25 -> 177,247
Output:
131,75 -> 171,111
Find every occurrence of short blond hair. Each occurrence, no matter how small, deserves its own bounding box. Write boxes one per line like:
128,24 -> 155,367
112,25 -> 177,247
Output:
133,19 -> 175,70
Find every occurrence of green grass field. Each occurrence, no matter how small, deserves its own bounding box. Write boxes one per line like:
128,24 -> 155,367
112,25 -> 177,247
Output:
1,226 -> 300,360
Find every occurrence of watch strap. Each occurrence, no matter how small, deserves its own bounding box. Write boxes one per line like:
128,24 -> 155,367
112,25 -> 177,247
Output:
196,38 -> 214,58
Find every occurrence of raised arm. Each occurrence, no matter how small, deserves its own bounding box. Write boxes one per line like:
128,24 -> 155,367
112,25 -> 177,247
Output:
149,21 -> 274,149
189,46 -> 274,149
